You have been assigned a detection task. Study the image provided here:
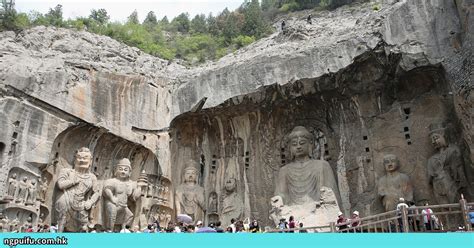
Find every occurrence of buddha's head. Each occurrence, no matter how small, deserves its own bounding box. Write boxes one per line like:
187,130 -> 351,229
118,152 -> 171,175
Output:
183,166 -> 199,184
430,132 -> 447,150
224,178 -> 236,192
287,126 -> 313,161
383,154 -> 399,173
74,147 -> 92,171
115,158 -> 132,180
429,123 -> 448,150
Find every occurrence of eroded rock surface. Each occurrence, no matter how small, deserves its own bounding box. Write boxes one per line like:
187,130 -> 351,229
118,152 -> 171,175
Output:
0,0 -> 472,230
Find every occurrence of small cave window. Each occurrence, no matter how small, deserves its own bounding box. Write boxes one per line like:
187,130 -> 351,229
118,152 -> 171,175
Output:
403,107 -> 411,115
404,127 -> 409,132
405,134 -> 411,140
0,142 -> 5,163
365,147 -> 370,152
363,136 -> 368,140
12,132 -> 18,139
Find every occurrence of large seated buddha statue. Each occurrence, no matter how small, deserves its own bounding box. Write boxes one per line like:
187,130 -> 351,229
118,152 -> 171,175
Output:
270,126 -> 342,230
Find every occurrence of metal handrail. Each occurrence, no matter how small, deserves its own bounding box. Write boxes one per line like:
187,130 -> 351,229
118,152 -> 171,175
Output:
266,199 -> 473,233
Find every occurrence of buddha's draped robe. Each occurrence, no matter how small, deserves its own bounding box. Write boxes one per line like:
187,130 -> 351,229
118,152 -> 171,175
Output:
275,159 -> 339,206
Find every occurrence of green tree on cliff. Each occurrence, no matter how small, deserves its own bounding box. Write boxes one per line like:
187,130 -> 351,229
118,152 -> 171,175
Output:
190,14 -> 207,34
242,0 -> 269,38
45,4 -> 63,27
143,11 -> 158,26
127,10 -> 139,24
0,0 -> 17,30
206,13 -> 219,36
89,8 -> 109,25
171,12 -> 190,33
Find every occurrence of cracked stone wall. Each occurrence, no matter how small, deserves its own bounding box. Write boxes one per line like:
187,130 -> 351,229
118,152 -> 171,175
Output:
170,49 -> 474,226
0,0 -> 472,230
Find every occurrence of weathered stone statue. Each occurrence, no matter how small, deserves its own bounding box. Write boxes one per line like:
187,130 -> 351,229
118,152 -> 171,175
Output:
153,185 -> 160,199
0,215 -> 9,232
15,177 -> 29,204
221,178 -> 243,227
158,210 -> 166,227
138,207 -> 149,229
55,147 -> 100,232
25,179 -> 38,205
5,173 -> 18,200
162,186 -> 169,202
38,178 -> 48,203
427,124 -> 467,204
38,213 -> 45,225
377,154 -> 414,212
103,158 -> 141,230
156,185 -> 163,199
146,184 -> 153,198
270,126 -> 341,229
175,163 -> 205,221
208,192 -> 218,214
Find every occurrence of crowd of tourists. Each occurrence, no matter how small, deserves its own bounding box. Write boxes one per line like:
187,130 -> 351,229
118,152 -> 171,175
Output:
2,200 -> 473,233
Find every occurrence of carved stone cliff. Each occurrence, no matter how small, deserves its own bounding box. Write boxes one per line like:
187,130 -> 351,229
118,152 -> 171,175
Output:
0,0 -> 472,230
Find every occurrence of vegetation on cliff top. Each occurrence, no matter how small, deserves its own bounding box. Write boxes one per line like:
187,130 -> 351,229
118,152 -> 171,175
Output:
0,0 -> 355,65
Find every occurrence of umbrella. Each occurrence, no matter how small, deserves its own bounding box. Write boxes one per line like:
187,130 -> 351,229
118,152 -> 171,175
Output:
196,227 -> 217,233
177,214 -> 193,224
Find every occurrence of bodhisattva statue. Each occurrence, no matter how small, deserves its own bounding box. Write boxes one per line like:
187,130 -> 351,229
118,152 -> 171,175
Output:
55,147 -> 100,232
208,192 -> 218,214
26,180 -> 38,205
103,158 -> 141,230
158,210 -> 167,227
376,154 -> 414,212
163,186 -> 170,202
221,178 -> 243,227
38,178 -> 48,203
5,173 -> 18,200
270,126 -> 341,228
165,213 -> 171,227
16,177 -> 29,204
427,124 -> 467,204
175,164 -> 205,222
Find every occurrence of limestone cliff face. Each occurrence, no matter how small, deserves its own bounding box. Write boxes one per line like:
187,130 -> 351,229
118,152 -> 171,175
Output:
170,0 -> 473,224
0,0 -> 472,228
0,26 -> 177,225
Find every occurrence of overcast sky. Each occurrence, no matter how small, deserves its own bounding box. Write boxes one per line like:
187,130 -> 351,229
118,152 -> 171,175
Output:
16,0 -> 244,22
